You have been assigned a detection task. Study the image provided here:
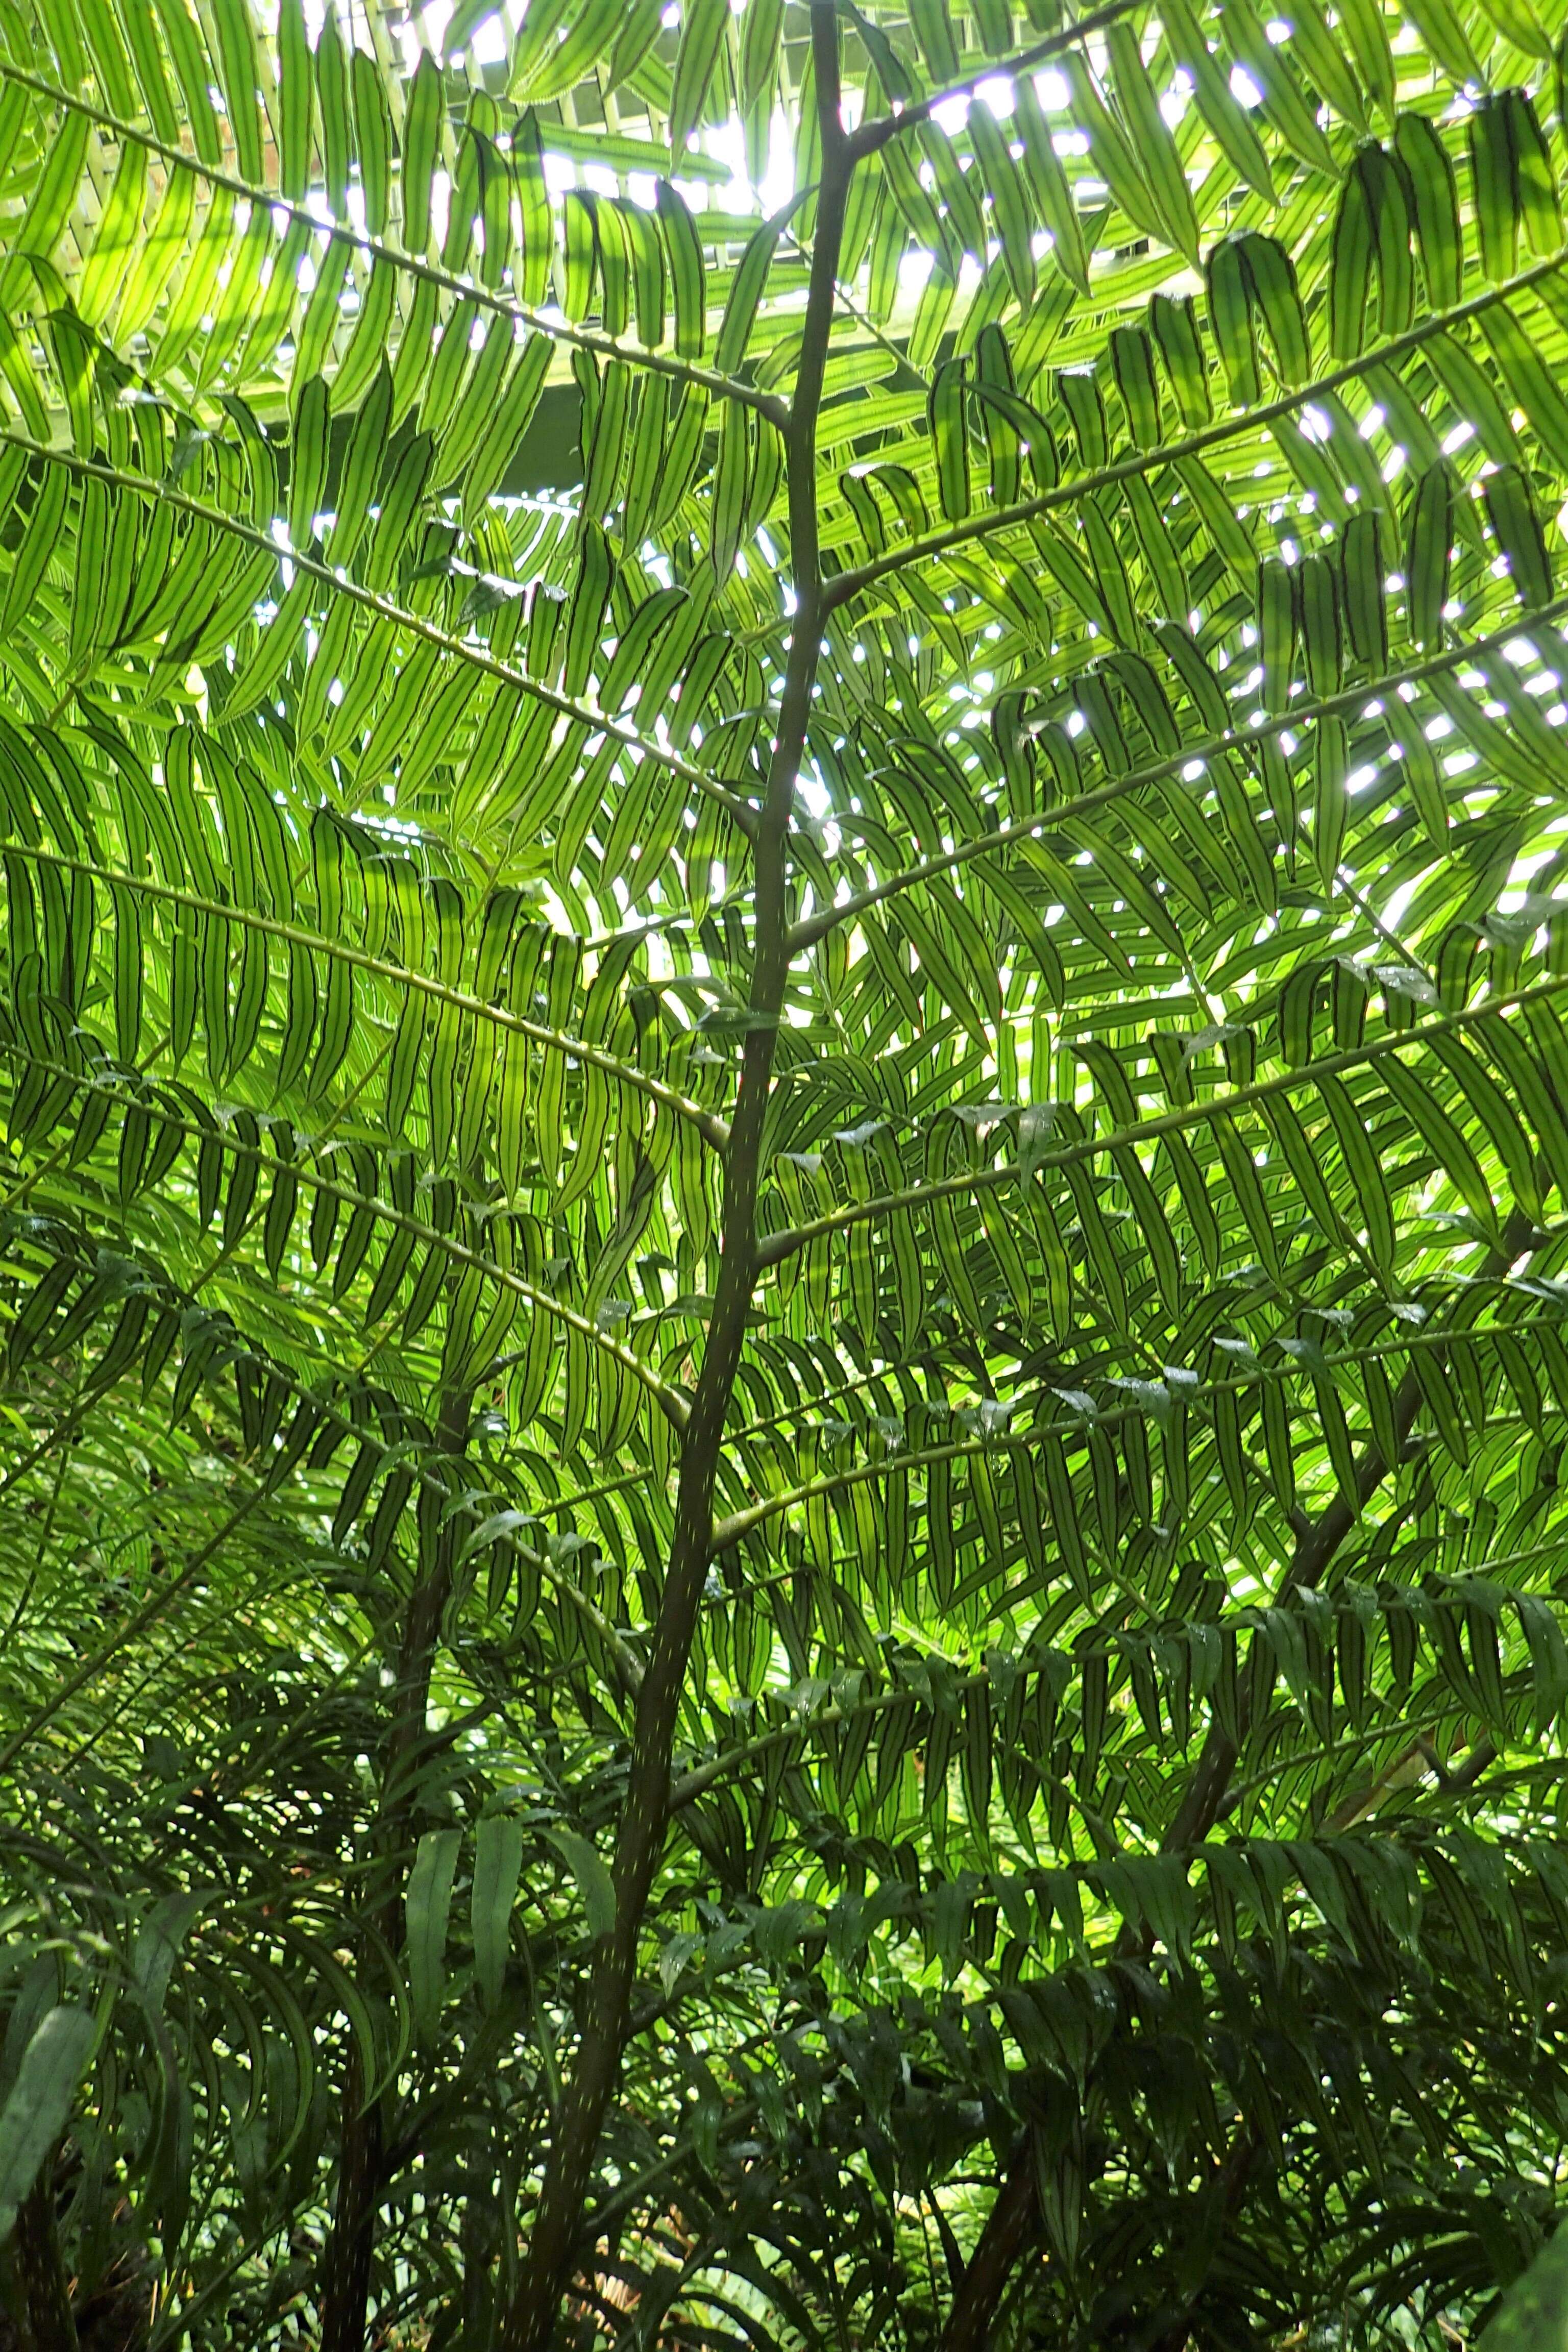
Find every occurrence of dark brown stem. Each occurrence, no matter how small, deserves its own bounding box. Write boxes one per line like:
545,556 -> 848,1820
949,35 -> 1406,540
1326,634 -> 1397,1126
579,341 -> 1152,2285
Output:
495,15 -> 851,2348
319,1393 -> 470,2352
11,2176 -> 77,2352
937,2150 -> 1036,2352
318,2040 -> 383,2352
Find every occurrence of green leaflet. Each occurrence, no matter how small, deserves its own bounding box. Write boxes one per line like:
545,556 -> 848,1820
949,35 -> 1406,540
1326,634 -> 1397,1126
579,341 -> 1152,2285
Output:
462,334 -> 552,518
471,1812 -> 525,2007
405,1827 -> 461,2038
1217,0 -> 1337,176
1062,52 -> 1167,254
928,359 -> 970,523
562,520 -> 615,697
0,2006 -> 96,2240
526,0 -> 626,100
352,48 -> 393,236
1159,0 -> 1274,204
1282,0 -> 1366,131
401,53 -> 444,255
287,375 -> 331,551
276,0 -> 312,203
715,212 -> 783,376
1014,82 -> 1091,296
544,1825 -> 616,1938
1400,0 -> 1484,81
1103,20 -> 1198,267
967,104 -> 1035,310
76,141 -> 147,327
1482,464 -> 1554,607
656,179 -> 706,360
1208,239 -> 1260,407
669,0 -> 729,157
150,0 -> 222,165
907,0 -> 959,82
1316,1073 -> 1395,1268
1,465 -> 68,641
1404,459 -> 1453,650
208,0 -> 263,184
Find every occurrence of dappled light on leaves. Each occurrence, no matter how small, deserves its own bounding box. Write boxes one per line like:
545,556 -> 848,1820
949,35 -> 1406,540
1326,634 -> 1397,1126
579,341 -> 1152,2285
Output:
0,0 -> 1567,2344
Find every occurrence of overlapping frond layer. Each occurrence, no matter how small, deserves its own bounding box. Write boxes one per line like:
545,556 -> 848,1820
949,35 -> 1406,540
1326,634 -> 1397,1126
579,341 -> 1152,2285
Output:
2,0 -> 1568,2341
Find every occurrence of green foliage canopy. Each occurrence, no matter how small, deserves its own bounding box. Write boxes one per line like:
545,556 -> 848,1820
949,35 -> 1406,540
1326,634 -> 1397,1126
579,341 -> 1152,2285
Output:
0,0 -> 1566,2342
